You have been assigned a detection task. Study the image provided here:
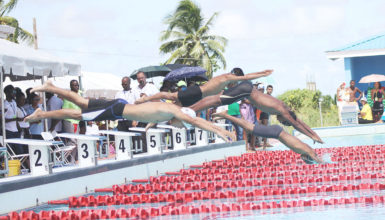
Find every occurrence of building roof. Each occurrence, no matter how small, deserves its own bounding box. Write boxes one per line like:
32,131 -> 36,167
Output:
326,33 -> 385,60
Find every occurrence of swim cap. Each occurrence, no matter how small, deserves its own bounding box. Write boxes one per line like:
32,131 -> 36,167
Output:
180,107 -> 196,129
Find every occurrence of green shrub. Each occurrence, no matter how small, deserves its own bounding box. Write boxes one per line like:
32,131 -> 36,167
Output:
272,89 -> 339,130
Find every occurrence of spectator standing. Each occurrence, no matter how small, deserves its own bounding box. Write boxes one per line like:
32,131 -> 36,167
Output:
62,80 -> 81,134
16,92 -> 30,140
133,72 -> 159,100
371,82 -> 385,122
226,81 -> 243,141
4,85 -> 21,154
348,80 -> 363,102
261,85 -> 273,148
115,77 -> 135,131
25,94 -> 44,139
46,92 -> 63,132
240,99 -> 256,151
133,72 -> 159,152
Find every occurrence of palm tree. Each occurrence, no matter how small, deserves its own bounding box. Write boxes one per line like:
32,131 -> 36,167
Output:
0,0 -> 33,44
160,0 -> 227,79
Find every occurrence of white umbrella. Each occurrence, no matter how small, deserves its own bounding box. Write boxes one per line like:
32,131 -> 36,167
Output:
358,74 -> 385,83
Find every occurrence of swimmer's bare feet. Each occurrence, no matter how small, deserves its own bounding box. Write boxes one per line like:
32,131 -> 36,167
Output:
24,108 -> 43,122
31,80 -> 54,93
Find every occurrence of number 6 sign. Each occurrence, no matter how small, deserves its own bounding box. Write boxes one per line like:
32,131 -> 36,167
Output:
172,127 -> 187,150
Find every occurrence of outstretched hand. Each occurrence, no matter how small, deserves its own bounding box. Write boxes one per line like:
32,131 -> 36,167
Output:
217,130 -> 235,143
262,69 -> 273,76
134,98 -> 146,104
301,154 -> 323,164
212,111 -> 228,119
145,122 -> 157,131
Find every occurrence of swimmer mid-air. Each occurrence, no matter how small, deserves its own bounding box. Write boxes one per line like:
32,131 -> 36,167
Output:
134,69 -> 273,106
189,68 -> 324,144
212,111 -> 323,164
26,81 -> 235,142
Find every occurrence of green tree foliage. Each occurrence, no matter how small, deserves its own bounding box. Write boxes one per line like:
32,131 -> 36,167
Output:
160,0 -> 227,79
276,89 -> 339,129
0,0 -> 33,44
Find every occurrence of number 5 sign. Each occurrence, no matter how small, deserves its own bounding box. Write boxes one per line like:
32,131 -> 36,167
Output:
146,130 -> 163,155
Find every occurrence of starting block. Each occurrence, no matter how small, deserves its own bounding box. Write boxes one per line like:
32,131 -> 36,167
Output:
57,133 -> 100,168
194,127 -> 209,146
129,127 -> 169,155
99,130 -> 141,160
5,139 -> 56,176
214,123 -> 232,143
157,124 -> 187,150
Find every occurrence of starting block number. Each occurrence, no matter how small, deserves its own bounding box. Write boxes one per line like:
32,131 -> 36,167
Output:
147,132 -> 162,155
115,136 -> 133,160
173,128 -> 187,150
78,140 -> 96,167
195,128 -> 208,146
29,145 -> 50,176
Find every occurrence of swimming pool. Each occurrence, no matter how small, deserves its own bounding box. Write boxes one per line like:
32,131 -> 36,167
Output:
4,133 -> 385,220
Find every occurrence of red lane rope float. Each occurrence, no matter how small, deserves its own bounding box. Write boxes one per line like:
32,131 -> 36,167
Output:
109,173 -> 383,195
58,182 -> 385,208
10,195 -> 385,219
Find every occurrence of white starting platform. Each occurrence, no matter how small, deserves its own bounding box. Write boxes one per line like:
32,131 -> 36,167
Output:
98,130 -> 141,160
129,127 -> 169,155
5,139 -> 57,177
56,133 -> 102,168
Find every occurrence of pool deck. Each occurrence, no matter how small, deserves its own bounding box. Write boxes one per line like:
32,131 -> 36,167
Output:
0,140 -> 245,214
293,123 -> 385,139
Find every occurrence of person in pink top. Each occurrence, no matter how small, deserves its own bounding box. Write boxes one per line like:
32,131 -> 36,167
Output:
239,99 -> 256,151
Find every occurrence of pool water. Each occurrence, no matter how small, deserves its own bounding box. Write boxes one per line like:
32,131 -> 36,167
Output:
7,133 -> 385,220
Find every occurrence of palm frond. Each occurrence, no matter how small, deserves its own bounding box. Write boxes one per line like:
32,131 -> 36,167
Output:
0,16 -> 33,44
159,38 -> 184,54
202,35 -> 228,46
160,30 -> 186,41
0,0 -> 18,16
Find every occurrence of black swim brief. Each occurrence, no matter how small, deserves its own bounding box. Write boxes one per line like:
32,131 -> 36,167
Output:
81,99 -> 128,121
252,124 -> 283,139
177,85 -> 203,107
220,81 -> 253,105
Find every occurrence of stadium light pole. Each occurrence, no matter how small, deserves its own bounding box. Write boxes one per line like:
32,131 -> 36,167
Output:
319,97 -> 323,127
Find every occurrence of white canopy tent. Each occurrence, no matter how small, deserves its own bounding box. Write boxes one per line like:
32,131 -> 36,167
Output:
0,38 -> 81,142
7,71 -> 122,99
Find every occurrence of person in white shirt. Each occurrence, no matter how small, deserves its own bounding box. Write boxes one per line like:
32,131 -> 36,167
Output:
46,92 -> 63,132
132,72 -> 159,153
4,85 -> 22,154
133,72 -> 159,100
115,77 -> 135,131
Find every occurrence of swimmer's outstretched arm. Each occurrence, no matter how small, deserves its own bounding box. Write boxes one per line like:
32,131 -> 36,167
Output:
135,92 -> 177,104
277,132 -> 322,163
227,69 -> 273,82
213,111 -> 322,163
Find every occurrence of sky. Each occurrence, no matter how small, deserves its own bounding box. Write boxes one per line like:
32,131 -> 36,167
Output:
7,0 -> 385,96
